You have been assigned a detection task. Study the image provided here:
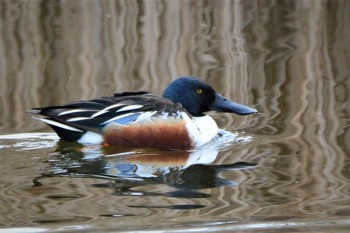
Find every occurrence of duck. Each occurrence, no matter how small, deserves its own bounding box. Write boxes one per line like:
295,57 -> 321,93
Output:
31,76 -> 257,150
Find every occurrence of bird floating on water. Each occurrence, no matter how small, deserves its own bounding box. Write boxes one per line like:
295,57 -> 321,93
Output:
31,76 -> 257,150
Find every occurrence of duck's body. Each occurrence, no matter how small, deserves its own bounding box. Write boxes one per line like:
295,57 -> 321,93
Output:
31,77 -> 257,149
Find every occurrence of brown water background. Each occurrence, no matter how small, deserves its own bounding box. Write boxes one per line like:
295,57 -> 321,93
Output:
0,0 -> 350,232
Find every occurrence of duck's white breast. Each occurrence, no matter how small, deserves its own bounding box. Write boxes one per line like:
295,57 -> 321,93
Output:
182,113 -> 218,148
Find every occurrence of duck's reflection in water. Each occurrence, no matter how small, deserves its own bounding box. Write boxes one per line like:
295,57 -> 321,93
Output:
36,132 -> 256,207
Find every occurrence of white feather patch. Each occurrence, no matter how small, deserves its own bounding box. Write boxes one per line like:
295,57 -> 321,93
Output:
116,105 -> 143,112
37,118 -> 84,132
103,103 -> 125,111
91,104 -> 124,118
90,103 -> 139,118
66,117 -> 90,122
91,104 -> 144,118
77,131 -> 103,144
58,109 -> 95,116
91,110 -> 108,118
134,111 -> 157,122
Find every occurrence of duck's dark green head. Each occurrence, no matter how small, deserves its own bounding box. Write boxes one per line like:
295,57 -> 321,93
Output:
162,76 -> 257,116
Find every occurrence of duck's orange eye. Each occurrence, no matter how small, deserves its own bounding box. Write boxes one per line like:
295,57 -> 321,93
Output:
196,89 -> 203,94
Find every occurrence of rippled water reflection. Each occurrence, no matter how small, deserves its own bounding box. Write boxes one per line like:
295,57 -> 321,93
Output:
1,0 -> 350,232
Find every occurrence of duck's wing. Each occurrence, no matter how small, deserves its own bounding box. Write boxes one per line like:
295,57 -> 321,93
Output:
30,92 -> 185,142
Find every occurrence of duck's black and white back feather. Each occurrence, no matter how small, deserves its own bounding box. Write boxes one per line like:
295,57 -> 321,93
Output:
31,92 -> 188,142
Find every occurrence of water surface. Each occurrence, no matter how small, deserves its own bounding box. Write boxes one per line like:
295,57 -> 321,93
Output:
0,0 -> 350,232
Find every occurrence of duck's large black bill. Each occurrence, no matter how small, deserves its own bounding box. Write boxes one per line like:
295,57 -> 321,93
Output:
209,93 -> 257,115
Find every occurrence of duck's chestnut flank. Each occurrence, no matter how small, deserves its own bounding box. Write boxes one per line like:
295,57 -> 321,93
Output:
102,119 -> 193,149
30,76 -> 257,149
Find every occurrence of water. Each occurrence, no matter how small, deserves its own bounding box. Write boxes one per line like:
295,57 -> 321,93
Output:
1,0 -> 350,232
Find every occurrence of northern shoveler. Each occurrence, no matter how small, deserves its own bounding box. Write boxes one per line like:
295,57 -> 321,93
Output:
31,76 -> 257,149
